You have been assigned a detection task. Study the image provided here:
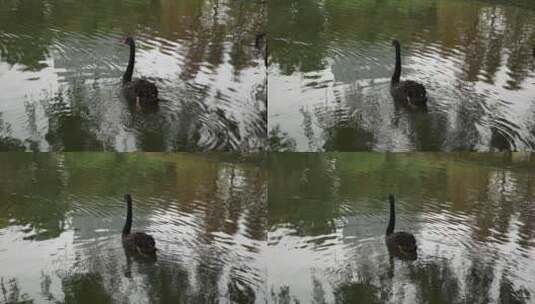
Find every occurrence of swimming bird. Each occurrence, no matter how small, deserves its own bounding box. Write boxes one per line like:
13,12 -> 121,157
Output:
385,194 -> 417,260
122,194 -> 157,257
390,40 -> 427,109
122,37 -> 158,111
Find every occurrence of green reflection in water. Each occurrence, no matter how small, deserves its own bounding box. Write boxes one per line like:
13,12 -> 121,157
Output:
0,153 -> 267,303
268,0 -> 535,151
268,153 -> 535,303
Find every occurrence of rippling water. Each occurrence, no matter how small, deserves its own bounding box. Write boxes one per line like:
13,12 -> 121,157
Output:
268,153 -> 535,303
0,153 -> 267,303
0,0 -> 267,152
2,153 -> 535,303
268,0 -> 535,152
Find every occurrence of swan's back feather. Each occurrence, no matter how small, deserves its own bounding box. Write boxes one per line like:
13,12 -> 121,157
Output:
387,231 -> 416,249
391,80 -> 427,107
122,78 -> 158,105
123,232 -> 156,255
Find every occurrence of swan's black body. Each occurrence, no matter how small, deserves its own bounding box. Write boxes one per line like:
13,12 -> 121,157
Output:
390,40 -> 427,109
122,37 -> 158,108
122,194 -> 157,257
385,194 -> 417,260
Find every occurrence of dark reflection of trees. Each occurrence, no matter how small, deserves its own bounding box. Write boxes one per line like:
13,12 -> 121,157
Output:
270,286 -> 299,304
402,111 -> 448,151
62,273 -> 113,304
0,113 -> 26,151
445,86 -> 486,151
269,153 -> 535,234
131,159 -> 265,302
43,86 -> 105,151
334,282 -> 381,304
322,123 -> 375,151
126,108 -> 169,152
45,112 -> 104,151
314,96 -> 375,151
268,0 -> 328,74
182,163 -> 266,302
0,0 -> 264,73
408,259 -> 460,304
228,279 -> 257,304
0,277 -> 32,304
0,153 -> 68,240
269,125 -> 297,152
0,136 -> 25,151
144,265 -> 190,303
0,1 -> 51,71
268,257 -> 531,303
269,153 -> 339,236
269,0 -> 435,74
499,272 -> 531,304
322,256 -> 530,303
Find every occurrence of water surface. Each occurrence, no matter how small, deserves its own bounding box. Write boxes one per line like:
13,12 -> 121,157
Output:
0,153 -> 267,303
268,0 -> 535,151
0,0 -> 267,151
268,153 -> 535,303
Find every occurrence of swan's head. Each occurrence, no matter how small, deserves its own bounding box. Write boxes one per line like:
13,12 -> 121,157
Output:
125,193 -> 132,204
389,194 -> 395,204
392,40 -> 400,48
124,37 -> 135,46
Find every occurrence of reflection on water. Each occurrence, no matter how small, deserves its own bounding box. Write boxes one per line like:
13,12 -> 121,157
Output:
0,0 -> 266,152
268,153 -> 535,303
268,0 -> 535,151
0,153 -> 267,303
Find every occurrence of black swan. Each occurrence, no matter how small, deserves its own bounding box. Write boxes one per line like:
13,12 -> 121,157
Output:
390,40 -> 427,109
385,194 -> 417,260
122,37 -> 158,110
122,194 -> 157,257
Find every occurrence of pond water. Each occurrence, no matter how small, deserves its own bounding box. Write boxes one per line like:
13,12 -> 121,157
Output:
268,153 -> 535,303
0,0 -> 266,152
1,153 -> 535,303
268,0 -> 535,152
0,153 -> 267,303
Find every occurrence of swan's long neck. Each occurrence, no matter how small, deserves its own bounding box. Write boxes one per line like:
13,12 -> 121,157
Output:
123,42 -> 135,83
123,196 -> 132,235
386,195 -> 395,236
392,44 -> 401,84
